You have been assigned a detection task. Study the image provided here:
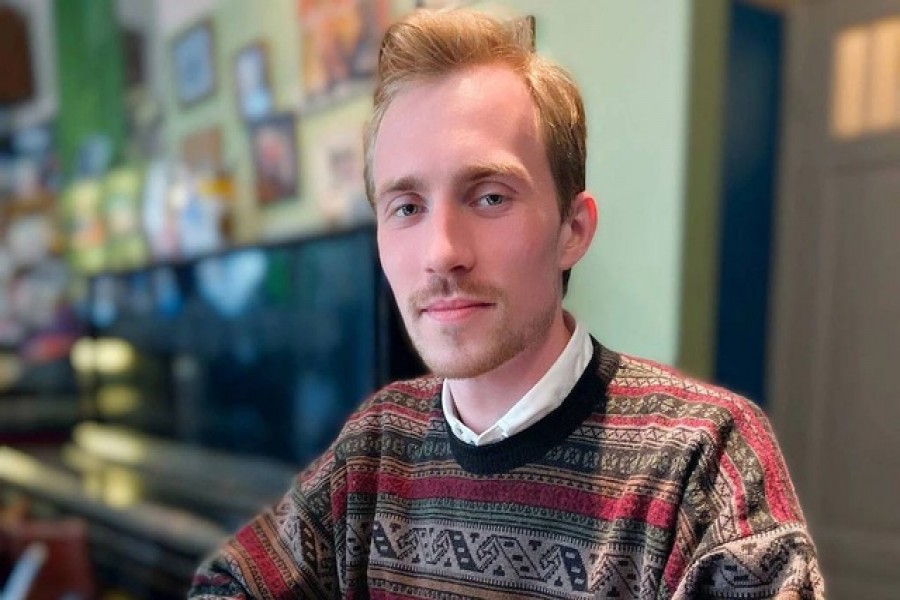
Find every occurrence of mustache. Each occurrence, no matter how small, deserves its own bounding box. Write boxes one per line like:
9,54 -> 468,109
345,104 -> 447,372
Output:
408,277 -> 502,311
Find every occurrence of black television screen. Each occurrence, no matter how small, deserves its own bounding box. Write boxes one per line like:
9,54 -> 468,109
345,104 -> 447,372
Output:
83,225 -> 422,467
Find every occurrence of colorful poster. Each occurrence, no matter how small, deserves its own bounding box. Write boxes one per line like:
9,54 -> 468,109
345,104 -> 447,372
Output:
298,0 -> 390,108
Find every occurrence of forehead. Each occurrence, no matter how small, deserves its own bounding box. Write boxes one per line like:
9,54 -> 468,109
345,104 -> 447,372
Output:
372,64 -> 541,191
388,63 -> 534,122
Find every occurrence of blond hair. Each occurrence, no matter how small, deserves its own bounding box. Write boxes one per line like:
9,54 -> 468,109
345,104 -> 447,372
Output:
364,8 -> 587,222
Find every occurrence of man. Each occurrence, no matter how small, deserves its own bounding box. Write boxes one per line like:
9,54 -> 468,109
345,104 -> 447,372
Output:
191,8 -> 824,599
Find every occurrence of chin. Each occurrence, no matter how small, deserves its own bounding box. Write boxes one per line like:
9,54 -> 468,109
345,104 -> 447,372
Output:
414,338 -> 522,380
424,358 -> 491,380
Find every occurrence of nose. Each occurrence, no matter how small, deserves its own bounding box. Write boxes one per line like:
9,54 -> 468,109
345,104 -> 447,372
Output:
425,202 -> 474,276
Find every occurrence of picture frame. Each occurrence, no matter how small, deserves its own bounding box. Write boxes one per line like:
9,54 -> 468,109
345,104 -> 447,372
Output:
249,113 -> 299,205
233,41 -> 273,121
310,123 -> 371,226
298,0 -> 391,111
180,125 -> 223,173
171,19 -> 217,107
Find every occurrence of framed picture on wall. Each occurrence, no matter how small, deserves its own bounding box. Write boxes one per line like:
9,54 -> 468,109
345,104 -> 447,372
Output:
233,41 -> 273,121
171,19 -> 216,107
298,0 -> 391,111
180,125 -> 223,173
249,113 -> 299,205
310,123 -> 370,226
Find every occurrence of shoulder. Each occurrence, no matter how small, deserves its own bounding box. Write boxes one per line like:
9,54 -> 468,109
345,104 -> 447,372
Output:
606,353 -> 786,486
335,375 -> 442,442
607,353 -> 770,432
608,353 -> 806,527
356,374 -> 442,416
299,375 -> 443,486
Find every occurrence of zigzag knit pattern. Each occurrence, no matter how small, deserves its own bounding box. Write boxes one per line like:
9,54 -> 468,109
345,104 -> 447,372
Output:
190,342 -> 825,599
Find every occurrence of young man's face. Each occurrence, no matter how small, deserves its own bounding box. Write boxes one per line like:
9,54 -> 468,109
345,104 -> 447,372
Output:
372,64 -> 586,379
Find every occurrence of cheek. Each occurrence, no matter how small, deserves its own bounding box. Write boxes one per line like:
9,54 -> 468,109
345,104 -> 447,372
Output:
496,235 -> 560,296
511,221 -> 562,272
377,235 -> 412,292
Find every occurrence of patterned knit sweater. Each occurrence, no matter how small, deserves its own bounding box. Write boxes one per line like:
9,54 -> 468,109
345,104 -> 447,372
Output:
190,343 -> 825,599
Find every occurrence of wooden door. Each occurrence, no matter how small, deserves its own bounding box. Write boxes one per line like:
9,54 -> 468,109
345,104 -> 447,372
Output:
769,1 -> 900,598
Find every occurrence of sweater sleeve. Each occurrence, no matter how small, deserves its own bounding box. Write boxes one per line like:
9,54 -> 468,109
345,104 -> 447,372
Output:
188,451 -> 341,599
672,524 -> 823,599
668,397 -> 826,599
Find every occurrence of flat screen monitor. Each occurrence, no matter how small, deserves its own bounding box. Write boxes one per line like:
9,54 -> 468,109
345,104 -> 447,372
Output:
83,225 -> 422,467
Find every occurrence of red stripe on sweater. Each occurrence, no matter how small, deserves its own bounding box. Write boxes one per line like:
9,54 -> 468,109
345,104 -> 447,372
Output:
332,476 -> 348,520
753,430 -> 795,522
352,403 -> 433,424
236,524 -> 291,598
719,452 -> 752,537
353,473 -> 678,530
385,379 -> 440,399
690,391 -> 797,524
595,413 -> 725,438
662,540 -> 689,593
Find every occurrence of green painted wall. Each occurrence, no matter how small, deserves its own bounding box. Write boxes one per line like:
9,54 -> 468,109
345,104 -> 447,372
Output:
54,0 -> 127,177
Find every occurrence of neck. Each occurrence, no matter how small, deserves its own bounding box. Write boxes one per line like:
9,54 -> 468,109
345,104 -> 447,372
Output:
448,310 -> 572,434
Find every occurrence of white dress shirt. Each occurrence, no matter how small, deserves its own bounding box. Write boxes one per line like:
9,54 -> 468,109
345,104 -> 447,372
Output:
441,313 -> 594,446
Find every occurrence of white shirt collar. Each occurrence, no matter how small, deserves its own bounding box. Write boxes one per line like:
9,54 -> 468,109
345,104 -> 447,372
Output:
441,313 -> 594,446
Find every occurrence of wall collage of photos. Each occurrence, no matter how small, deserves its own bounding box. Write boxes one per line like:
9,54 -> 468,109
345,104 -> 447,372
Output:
0,0 -> 466,431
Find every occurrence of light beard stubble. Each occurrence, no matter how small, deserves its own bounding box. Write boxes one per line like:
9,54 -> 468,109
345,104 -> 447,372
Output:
404,276 -> 557,379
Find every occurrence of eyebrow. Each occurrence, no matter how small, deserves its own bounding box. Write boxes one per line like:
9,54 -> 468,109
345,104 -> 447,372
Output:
376,175 -> 426,203
375,161 -> 530,203
454,161 -> 530,188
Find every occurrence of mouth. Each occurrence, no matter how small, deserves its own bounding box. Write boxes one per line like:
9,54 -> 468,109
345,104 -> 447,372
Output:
419,297 -> 494,324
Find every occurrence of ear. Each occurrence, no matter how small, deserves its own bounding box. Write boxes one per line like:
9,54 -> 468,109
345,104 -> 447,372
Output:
558,191 -> 598,270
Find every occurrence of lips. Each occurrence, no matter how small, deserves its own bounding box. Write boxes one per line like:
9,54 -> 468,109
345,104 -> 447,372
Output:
420,297 -> 493,323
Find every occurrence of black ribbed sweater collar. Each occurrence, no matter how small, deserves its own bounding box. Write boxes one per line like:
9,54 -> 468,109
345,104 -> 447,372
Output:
444,338 -> 620,475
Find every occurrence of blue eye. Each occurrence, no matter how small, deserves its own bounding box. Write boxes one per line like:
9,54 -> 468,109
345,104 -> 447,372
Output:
479,193 -> 505,207
394,203 -> 420,217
